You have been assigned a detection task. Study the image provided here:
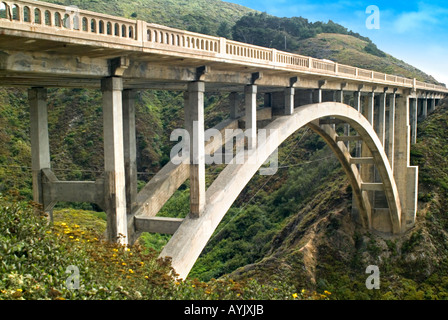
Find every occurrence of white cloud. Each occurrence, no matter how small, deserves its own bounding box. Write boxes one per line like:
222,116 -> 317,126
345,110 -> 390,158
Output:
392,2 -> 448,33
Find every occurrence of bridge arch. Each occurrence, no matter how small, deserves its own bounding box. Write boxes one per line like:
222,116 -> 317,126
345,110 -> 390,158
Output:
159,102 -> 402,280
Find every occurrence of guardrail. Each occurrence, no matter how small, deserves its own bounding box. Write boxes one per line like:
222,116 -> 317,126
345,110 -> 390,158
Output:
1,0 -> 447,93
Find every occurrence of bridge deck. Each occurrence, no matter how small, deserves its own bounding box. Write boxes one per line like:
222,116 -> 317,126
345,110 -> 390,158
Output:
0,0 -> 447,96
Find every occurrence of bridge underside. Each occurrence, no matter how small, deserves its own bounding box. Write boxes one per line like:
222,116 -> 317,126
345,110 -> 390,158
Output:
1,17 -> 446,280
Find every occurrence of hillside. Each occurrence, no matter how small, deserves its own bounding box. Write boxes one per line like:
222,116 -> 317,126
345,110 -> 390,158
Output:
42,0 -> 255,36
232,12 -> 440,84
295,33 -> 439,84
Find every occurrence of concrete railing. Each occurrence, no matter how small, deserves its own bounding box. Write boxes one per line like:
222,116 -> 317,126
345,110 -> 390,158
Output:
1,0 -> 447,93
0,0 -> 138,39
145,23 -> 220,54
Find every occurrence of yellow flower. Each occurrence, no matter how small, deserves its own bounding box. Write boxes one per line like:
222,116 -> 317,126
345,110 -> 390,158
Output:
46,231 -> 52,234
324,290 -> 331,295
292,293 -> 298,299
175,281 -> 180,285
113,249 -> 118,252
75,238 -> 80,242
128,269 -> 134,274
122,262 -> 126,266
126,248 -> 131,252
145,276 -> 149,280
69,236 -> 74,239
16,289 -> 23,292
61,223 -> 67,226
192,285 -> 196,288
301,289 -> 306,294
140,262 -> 144,266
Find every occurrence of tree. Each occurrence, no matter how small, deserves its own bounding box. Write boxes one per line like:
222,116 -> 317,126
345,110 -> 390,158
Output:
217,22 -> 231,39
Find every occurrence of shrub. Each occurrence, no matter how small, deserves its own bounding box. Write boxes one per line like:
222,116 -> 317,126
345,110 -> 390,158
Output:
0,193 -> 312,300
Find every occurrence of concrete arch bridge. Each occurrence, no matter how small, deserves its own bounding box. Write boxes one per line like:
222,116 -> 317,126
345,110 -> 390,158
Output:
0,0 -> 446,279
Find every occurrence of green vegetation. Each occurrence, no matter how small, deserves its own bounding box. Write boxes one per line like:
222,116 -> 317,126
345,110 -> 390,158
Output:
230,12 -> 438,83
295,33 -> 437,83
42,0 -> 255,36
0,192 -> 327,300
232,12 -> 369,50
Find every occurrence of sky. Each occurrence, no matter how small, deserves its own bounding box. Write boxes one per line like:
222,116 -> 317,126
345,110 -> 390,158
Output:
225,0 -> 448,85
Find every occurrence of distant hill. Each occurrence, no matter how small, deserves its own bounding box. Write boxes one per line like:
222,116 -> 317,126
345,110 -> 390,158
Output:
41,0 -> 255,36
295,33 -> 440,84
231,12 -> 441,84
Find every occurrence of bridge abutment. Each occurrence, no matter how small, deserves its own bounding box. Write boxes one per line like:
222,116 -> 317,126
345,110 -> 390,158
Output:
394,93 -> 418,232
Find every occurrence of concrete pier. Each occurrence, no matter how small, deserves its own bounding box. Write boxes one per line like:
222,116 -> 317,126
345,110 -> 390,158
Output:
101,77 -> 128,244
185,81 -> 206,218
29,87 -> 51,216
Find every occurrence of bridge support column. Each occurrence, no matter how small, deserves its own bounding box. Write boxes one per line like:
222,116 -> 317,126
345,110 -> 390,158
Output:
123,89 -> 138,243
422,97 -> 428,119
378,92 -> 386,146
428,98 -> 434,113
308,89 -> 314,104
394,94 -> 418,232
410,98 -> 417,144
101,77 -> 128,244
387,92 -> 396,172
284,87 -> 295,115
335,90 -> 350,148
312,88 -> 323,103
367,91 -> 375,125
334,90 -> 344,103
245,85 -> 257,149
354,91 -> 362,157
29,87 -> 52,219
185,81 -> 206,218
230,92 -> 240,119
360,93 -> 375,219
